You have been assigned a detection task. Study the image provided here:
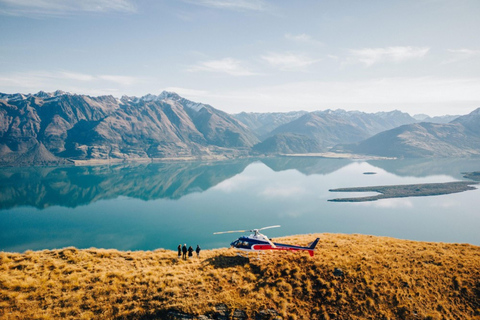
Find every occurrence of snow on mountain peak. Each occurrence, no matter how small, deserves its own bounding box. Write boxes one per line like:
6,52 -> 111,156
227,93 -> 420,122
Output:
3,93 -> 27,102
158,91 -> 181,100
34,91 -> 53,98
141,94 -> 157,102
132,91 -> 205,112
53,90 -> 69,97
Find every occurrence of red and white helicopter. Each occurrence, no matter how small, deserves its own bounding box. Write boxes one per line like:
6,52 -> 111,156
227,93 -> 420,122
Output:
214,225 -> 319,257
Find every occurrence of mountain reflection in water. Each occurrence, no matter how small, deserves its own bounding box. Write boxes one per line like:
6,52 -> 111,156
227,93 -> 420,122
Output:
0,160 -> 252,210
0,157 -> 479,210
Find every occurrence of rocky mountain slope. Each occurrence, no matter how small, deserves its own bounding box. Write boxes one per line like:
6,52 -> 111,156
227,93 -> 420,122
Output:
252,132 -> 324,154
0,91 -> 258,166
335,108 -> 480,158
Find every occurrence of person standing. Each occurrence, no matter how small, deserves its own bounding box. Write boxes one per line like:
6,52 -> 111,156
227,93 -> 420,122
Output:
195,245 -> 201,258
188,245 -> 194,259
182,244 -> 187,260
177,244 -> 181,259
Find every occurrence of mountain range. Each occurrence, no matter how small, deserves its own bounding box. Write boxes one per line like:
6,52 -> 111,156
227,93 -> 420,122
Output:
249,109 -> 418,154
0,90 -> 479,166
0,91 -> 257,166
335,108 -> 480,158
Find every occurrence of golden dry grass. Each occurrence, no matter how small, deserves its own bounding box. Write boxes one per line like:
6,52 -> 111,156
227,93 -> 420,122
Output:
0,233 -> 479,319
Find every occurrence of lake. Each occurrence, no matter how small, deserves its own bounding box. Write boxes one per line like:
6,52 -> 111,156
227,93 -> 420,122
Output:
1,157 -> 479,252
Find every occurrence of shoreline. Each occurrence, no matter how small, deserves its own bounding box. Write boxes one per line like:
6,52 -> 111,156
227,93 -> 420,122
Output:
279,152 -> 395,160
0,152 -> 393,168
70,152 -> 394,167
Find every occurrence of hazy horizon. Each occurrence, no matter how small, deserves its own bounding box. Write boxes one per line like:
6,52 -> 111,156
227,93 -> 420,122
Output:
1,89 -> 477,118
1,0 -> 479,116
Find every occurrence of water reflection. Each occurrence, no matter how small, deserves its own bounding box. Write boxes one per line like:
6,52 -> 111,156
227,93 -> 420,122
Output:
260,157 -> 351,175
0,157 -> 477,210
0,160 -> 252,210
367,158 -> 480,179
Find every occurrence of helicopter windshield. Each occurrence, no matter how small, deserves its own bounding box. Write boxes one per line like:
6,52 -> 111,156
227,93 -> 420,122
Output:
231,239 -> 251,249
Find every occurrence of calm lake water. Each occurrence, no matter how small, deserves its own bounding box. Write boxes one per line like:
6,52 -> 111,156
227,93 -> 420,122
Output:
1,157 -> 479,252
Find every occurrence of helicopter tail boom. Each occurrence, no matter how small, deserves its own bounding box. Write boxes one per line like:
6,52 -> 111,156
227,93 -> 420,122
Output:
265,237 -> 320,256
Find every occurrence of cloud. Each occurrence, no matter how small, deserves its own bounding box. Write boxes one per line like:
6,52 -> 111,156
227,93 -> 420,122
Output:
183,0 -> 267,11
261,52 -> 320,70
0,70 -> 141,94
191,76 -> 480,115
0,0 -> 136,16
442,48 -> 480,64
285,33 -> 323,46
56,71 -> 139,86
212,175 -> 257,193
98,75 -> 138,86
349,46 -> 430,66
187,58 -> 257,76
59,71 -> 95,81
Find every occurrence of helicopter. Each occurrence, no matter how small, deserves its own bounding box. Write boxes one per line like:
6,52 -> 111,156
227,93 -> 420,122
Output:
214,225 -> 319,257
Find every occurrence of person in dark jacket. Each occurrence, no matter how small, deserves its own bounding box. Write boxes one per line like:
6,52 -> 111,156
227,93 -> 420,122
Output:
187,246 -> 194,258
195,245 -> 201,258
182,244 -> 187,260
177,244 -> 181,259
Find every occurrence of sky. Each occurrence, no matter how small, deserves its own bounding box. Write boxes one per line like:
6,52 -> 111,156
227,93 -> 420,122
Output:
1,0 -> 480,116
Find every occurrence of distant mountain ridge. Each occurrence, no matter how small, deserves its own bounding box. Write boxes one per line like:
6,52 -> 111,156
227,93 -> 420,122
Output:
335,108 -> 480,158
233,111 -> 308,139
249,109 -> 418,154
413,113 -> 460,123
1,90 -> 478,165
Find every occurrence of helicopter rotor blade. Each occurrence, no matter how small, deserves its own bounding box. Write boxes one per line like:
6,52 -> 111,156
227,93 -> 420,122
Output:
213,230 -> 248,235
257,225 -> 281,231
215,225 -> 281,235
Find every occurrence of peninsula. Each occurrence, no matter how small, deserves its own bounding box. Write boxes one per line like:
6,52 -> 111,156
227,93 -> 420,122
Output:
328,181 -> 478,202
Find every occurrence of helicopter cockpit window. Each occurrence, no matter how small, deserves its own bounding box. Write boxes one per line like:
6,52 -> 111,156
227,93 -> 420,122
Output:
240,241 -> 250,248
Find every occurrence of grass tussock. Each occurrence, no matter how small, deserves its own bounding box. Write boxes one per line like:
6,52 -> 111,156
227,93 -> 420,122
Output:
0,234 -> 479,319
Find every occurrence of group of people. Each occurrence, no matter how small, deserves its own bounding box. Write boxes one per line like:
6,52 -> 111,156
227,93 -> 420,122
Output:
178,244 -> 201,260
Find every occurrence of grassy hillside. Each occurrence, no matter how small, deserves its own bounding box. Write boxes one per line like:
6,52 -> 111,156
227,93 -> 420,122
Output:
1,234 -> 479,320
